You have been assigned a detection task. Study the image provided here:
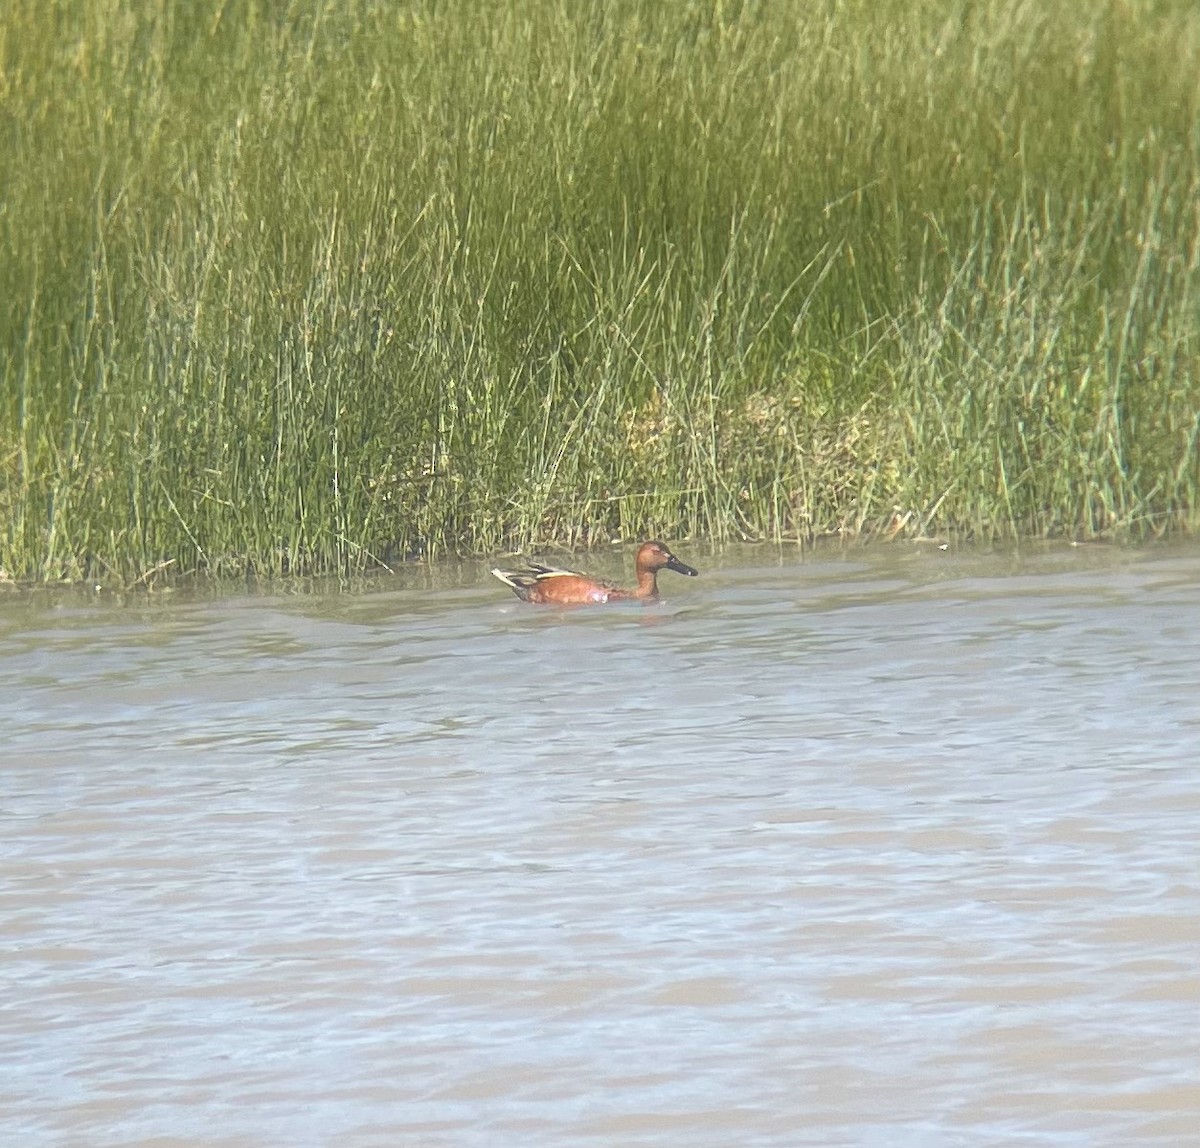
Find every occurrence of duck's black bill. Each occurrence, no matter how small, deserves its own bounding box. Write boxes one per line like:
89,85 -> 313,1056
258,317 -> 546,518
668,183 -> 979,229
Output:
666,556 -> 699,577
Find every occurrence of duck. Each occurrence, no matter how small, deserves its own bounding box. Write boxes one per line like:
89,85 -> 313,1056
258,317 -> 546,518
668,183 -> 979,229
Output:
491,540 -> 698,605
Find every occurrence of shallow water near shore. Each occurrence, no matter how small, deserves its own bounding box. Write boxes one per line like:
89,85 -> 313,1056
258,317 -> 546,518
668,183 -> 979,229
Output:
2,539 -> 1198,1147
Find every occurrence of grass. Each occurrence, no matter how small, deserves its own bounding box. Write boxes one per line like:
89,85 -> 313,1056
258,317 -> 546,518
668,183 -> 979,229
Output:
1,0 -> 1198,582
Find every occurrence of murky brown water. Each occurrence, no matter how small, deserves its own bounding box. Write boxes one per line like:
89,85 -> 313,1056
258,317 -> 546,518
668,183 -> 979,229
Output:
2,540 -> 1198,1147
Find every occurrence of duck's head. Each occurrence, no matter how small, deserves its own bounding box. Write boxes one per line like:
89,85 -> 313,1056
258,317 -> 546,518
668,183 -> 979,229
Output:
637,540 -> 699,578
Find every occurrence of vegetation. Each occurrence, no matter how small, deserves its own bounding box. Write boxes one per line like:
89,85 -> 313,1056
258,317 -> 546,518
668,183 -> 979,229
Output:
2,0 -> 1198,582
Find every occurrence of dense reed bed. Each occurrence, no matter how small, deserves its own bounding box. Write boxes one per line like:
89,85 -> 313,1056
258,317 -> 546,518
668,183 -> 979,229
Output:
2,0 -> 1199,581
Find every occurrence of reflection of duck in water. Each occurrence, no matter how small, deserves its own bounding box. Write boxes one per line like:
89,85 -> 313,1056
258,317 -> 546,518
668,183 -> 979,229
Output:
491,541 -> 699,605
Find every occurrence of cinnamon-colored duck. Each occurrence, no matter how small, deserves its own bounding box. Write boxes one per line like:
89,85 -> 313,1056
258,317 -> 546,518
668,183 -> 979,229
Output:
491,540 -> 698,605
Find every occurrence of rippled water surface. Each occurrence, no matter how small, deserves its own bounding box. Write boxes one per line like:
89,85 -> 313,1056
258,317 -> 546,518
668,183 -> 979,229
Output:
3,541 -> 1198,1146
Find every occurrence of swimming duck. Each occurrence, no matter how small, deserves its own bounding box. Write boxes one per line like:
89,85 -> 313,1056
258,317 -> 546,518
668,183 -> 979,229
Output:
491,540 -> 698,605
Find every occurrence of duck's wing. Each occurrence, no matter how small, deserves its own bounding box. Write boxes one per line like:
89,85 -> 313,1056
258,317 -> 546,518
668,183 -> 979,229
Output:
525,562 -> 581,579
529,562 -> 620,589
490,562 -> 587,591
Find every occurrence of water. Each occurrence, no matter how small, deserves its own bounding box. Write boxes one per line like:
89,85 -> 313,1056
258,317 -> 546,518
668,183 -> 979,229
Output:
2,541 -> 1198,1147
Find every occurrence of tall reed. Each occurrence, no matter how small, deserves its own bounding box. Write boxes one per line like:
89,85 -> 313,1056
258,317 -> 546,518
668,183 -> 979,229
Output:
2,0 -> 1198,580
